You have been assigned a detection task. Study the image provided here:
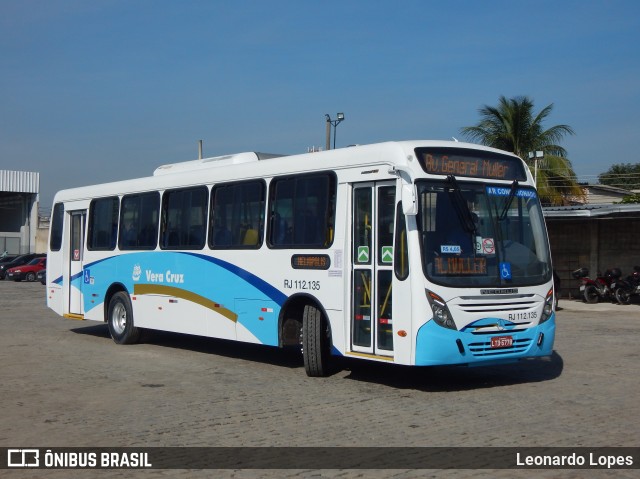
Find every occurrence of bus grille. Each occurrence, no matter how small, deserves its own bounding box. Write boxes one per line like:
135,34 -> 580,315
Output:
468,338 -> 533,357
453,294 -> 538,313
447,294 -> 542,332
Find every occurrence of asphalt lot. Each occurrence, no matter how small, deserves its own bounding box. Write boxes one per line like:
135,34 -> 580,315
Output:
1,280 -> 638,479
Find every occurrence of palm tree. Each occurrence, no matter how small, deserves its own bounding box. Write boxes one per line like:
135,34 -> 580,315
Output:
460,95 -> 583,205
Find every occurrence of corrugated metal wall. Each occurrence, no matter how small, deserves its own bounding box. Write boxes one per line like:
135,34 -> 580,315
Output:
0,170 -> 40,193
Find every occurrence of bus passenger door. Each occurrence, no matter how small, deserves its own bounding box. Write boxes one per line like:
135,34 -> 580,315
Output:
68,210 -> 86,316
351,182 -> 395,357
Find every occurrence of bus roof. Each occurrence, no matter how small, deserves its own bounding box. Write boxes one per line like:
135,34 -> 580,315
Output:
52,140 -> 528,204
153,152 -> 286,176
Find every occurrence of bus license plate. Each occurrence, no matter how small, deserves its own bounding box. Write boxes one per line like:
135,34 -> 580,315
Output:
491,336 -> 513,349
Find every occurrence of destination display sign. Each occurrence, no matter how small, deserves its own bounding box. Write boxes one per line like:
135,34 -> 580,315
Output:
434,256 -> 487,276
291,254 -> 331,270
415,148 -> 527,181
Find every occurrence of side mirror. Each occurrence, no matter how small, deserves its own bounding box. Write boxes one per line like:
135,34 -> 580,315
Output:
401,184 -> 418,216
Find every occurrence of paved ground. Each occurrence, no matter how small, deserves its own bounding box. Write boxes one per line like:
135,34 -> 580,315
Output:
1,280 -> 638,478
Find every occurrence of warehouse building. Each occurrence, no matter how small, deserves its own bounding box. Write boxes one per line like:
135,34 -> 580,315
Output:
0,170 -> 40,255
544,203 -> 640,299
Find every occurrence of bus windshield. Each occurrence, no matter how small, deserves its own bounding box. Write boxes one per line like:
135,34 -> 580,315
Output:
416,179 -> 552,287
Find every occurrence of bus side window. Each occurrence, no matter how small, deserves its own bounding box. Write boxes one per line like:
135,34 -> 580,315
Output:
87,197 -> 119,251
209,180 -> 265,249
119,191 -> 160,250
49,203 -> 65,251
160,186 -> 208,250
268,172 -> 336,249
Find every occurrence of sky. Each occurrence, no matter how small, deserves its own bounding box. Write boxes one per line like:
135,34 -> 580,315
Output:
1,0 -> 639,209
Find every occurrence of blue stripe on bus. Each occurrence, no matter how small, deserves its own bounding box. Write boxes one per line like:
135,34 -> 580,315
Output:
69,251 -> 286,346
184,252 -> 288,305
79,252 -> 287,306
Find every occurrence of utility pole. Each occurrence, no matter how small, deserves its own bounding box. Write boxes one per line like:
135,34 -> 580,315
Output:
528,150 -> 544,185
325,116 -> 331,151
324,113 -> 345,150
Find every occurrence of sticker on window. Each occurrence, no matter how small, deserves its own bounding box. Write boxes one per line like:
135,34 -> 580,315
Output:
441,245 -> 461,254
500,262 -> 512,279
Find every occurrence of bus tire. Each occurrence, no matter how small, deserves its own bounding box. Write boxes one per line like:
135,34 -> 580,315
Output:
302,304 -> 330,377
107,292 -> 140,345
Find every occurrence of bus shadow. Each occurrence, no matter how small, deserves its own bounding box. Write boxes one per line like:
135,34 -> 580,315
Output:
71,324 -> 563,389
70,324 -> 305,370
335,352 -> 564,392
71,323 -> 111,339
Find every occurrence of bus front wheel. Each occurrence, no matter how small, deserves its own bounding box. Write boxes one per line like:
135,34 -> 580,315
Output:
302,304 -> 330,377
107,292 -> 140,345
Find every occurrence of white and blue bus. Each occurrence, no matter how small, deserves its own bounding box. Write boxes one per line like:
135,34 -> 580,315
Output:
47,141 -> 556,376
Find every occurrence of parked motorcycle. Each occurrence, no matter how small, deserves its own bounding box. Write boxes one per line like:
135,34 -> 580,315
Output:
571,267 -> 620,304
613,266 -> 640,305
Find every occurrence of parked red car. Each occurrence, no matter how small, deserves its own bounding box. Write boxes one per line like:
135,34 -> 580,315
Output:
6,257 -> 47,282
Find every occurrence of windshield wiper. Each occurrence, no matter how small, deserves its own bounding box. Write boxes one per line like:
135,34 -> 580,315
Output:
446,175 -> 477,234
499,179 -> 519,221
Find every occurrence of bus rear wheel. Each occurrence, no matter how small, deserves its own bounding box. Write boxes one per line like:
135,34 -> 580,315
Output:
107,292 -> 140,344
302,304 -> 331,377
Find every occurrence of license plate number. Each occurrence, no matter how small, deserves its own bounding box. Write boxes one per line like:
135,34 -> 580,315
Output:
491,336 -> 513,348
579,285 -> 585,291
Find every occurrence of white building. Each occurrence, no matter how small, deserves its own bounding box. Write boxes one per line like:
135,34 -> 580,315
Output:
0,170 -> 40,254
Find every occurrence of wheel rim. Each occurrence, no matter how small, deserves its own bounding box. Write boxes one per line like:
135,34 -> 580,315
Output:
111,302 -> 127,335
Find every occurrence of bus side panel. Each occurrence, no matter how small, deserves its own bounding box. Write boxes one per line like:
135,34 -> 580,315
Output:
133,293 -> 224,338
47,200 -> 87,318
81,251 -> 288,345
46,249 -> 65,316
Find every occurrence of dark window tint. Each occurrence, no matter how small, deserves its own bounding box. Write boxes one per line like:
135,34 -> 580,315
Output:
70,213 -> 84,262
377,186 -> 395,265
50,203 -> 64,251
268,173 -> 336,248
209,181 -> 265,249
353,187 -> 372,265
394,203 -> 409,280
119,192 -> 160,250
160,186 -> 208,250
87,197 -> 119,251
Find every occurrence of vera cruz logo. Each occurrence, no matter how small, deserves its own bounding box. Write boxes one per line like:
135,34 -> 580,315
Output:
132,264 -> 142,281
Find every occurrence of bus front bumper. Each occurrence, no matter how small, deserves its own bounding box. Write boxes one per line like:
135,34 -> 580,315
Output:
415,314 -> 556,366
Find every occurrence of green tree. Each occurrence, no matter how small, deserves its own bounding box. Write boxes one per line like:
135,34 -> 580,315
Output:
460,95 -> 583,205
598,163 -> 640,190
619,193 -> 640,204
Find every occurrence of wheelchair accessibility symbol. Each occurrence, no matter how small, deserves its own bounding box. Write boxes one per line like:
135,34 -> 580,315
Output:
500,262 -> 512,280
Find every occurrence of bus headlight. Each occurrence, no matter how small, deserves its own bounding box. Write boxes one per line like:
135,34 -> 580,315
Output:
426,290 -> 456,330
540,288 -> 554,323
